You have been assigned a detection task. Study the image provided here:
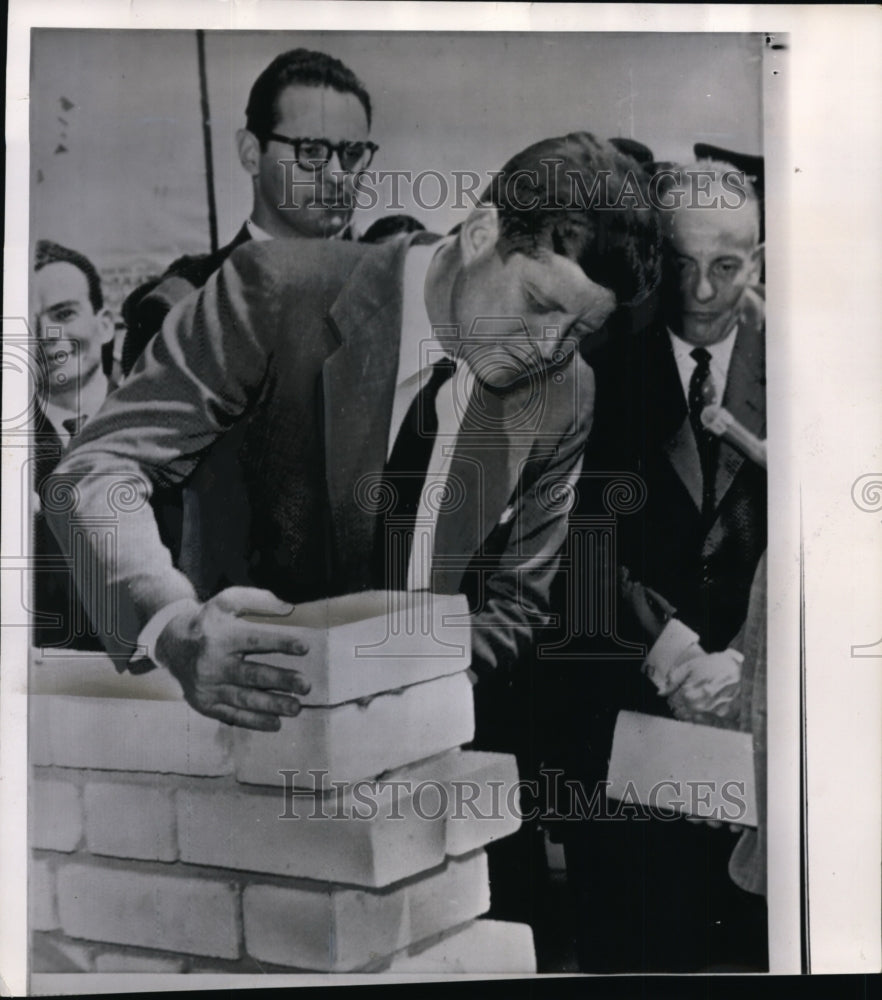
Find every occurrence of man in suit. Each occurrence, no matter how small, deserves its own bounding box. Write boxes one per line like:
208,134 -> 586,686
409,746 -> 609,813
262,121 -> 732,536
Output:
120,48 -> 377,561
121,47 -> 376,376
47,131 -> 660,723
554,161 -> 767,971
32,240 -> 115,649
47,134 -> 661,948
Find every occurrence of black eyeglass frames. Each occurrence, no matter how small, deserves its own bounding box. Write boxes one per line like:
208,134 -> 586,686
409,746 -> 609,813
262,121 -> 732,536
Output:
266,134 -> 379,173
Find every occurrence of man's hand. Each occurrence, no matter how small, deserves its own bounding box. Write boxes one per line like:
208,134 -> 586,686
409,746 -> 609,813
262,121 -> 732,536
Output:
666,651 -> 742,726
155,587 -> 311,731
618,566 -> 676,643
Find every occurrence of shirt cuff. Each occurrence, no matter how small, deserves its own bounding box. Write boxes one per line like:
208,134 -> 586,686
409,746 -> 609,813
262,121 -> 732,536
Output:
130,598 -> 201,669
643,618 -> 702,693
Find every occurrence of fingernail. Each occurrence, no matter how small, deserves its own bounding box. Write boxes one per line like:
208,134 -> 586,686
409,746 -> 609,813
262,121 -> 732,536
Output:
287,674 -> 310,694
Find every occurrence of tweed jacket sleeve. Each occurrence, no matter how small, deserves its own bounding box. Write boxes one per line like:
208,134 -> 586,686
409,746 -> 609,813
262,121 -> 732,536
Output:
44,245 -> 283,660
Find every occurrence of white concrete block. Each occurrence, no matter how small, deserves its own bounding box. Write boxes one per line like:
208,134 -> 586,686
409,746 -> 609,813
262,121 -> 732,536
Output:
30,650 -> 182,699
406,851 -> 489,944
94,949 -> 187,972
178,751 -> 512,888
235,672 -> 474,788
84,781 -> 178,862
30,857 -> 58,932
243,591 -> 471,705
387,919 -> 536,973
176,778 -> 445,889
30,933 -> 94,972
388,750 -> 523,856
242,851 -> 488,971
30,695 -> 232,775
56,861 -> 239,959
31,779 -> 82,852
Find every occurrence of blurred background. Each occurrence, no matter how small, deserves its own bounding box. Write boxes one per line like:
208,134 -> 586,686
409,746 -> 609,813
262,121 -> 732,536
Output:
30,29 -> 763,318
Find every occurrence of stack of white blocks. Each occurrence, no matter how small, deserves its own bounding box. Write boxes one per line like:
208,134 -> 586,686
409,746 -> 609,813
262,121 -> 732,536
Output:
29,591 -> 537,975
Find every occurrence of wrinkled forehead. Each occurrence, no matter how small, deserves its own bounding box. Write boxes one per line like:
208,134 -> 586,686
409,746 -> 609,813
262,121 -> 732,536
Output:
33,261 -> 91,311
664,202 -> 759,255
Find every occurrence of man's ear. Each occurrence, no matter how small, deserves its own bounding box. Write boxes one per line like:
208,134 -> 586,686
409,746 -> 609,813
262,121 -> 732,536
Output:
97,307 -> 116,346
236,129 -> 262,177
459,205 -> 500,267
748,243 -> 765,284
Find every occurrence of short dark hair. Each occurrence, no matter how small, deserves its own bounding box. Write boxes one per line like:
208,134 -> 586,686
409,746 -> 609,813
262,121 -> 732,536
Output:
485,132 -> 662,308
245,48 -> 372,148
359,214 -> 426,244
34,239 -> 104,312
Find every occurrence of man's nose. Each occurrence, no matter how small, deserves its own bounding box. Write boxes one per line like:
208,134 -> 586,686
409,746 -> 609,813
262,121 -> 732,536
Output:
324,152 -> 349,184
691,267 -> 716,304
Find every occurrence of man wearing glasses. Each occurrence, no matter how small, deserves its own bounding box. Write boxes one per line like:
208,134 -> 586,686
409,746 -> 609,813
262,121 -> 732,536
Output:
117,48 -> 376,565
121,48 -> 376,377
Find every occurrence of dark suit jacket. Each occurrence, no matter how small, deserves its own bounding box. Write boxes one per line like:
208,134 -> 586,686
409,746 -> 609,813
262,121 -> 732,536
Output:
120,224 -> 251,377
32,407 -> 104,650
48,236 -> 595,704
588,286 -> 767,651
545,288 -> 766,782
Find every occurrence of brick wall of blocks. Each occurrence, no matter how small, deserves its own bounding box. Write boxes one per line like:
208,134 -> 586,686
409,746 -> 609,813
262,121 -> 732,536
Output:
29,607 -> 536,976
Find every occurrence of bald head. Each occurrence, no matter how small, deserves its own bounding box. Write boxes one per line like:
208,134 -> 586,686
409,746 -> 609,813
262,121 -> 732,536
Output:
656,161 -> 762,346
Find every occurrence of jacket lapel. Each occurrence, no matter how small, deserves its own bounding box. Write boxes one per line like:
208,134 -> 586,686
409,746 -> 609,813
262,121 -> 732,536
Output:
322,239 -> 417,583
431,383 -> 532,593
714,291 -> 766,507
32,402 -> 65,485
651,327 -> 704,512
663,418 -> 704,512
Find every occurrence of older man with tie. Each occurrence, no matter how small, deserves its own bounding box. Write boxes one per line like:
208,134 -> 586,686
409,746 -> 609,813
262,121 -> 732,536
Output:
555,161 -> 767,972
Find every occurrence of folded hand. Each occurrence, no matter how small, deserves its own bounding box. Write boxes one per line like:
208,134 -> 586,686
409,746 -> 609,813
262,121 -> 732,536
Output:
666,650 -> 742,726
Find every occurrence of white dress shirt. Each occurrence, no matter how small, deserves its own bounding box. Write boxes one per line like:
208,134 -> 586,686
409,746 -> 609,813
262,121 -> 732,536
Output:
392,239 -> 475,591
43,372 -> 108,449
245,218 -> 354,243
668,323 -> 738,406
245,218 -> 273,242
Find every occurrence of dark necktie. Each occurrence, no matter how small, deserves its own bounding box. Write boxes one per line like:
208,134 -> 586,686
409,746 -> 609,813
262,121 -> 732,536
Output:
687,347 -> 718,516
376,358 -> 456,589
61,414 -> 87,440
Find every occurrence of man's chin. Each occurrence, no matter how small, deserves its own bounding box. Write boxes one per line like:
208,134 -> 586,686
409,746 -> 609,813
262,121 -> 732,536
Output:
675,314 -> 733,346
315,210 -> 350,235
279,209 -> 351,239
